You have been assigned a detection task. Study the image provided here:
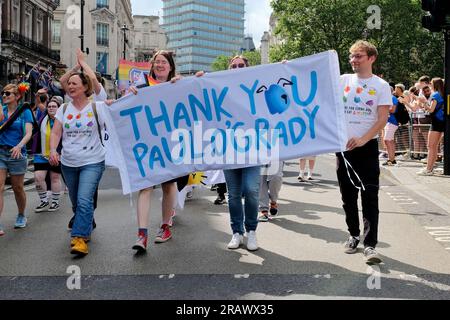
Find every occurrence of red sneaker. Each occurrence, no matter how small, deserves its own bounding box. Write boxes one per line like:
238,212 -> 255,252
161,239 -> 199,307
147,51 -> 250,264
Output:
132,234 -> 148,252
155,224 -> 172,243
168,209 -> 176,227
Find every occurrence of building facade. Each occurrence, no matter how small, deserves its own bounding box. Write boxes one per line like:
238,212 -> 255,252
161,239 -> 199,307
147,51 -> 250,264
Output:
261,12 -> 281,65
52,0 -> 134,96
162,0 -> 245,74
133,15 -> 167,62
0,0 -> 60,86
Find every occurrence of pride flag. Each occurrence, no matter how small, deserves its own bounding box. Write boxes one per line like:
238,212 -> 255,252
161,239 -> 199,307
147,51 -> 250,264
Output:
118,59 -> 151,91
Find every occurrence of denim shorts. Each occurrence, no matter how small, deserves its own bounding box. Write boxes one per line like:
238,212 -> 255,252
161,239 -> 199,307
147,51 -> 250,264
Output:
0,147 -> 28,175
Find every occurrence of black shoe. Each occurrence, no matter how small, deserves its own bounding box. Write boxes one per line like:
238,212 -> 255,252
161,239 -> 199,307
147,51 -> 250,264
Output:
92,218 -> 97,230
68,215 -> 75,231
344,236 -> 360,254
214,195 -> 226,205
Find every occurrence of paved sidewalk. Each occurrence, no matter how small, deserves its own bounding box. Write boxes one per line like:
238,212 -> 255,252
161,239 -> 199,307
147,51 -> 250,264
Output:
381,158 -> 450,214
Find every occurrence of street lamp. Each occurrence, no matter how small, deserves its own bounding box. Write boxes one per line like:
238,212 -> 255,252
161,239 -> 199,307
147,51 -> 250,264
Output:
121,24 -> 129,60
79,0 -> 85,51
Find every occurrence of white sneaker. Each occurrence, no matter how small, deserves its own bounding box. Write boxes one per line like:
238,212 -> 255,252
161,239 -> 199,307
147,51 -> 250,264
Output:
227,233 -> 243,249
246,230 -> 258,251
417,168 -> 433,176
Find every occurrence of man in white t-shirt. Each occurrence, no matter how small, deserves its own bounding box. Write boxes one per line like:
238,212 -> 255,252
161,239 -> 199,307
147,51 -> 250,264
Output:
337,40 -> 391,265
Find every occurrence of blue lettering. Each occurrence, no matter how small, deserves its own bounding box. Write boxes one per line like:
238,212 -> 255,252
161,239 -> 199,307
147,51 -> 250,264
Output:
120,106 -> 143,141
210,129 -> 226,156
255,118 -> 270,150
144,103 -> 172,137
173,102 -> 192,129
303,105 -> 320,139
149,146 -> 165,169
189,90 -> 213,122
291,72 -> 318,106
160,137 -> 172,163
133,143 -> 148,177
212,87 -> 232,121
240,81 -> 259,115
288,117 -> 307,144
274,121 -> 289,146
171,132 -> 187,165
189,131 -> 203,160
231,122 -> 251,153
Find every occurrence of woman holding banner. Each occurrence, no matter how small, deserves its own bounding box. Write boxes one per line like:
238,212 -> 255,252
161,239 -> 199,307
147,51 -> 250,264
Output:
225,56 -> 261,251
0,83 -> 34,235
129,50 -> 185,253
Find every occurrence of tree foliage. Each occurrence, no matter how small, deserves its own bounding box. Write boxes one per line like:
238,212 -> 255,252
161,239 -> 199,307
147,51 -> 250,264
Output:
270,0 -> 444,85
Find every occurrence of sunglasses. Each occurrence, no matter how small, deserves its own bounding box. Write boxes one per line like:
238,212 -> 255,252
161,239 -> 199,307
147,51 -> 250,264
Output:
231,63 -> 246,69
1,91 -> 15,97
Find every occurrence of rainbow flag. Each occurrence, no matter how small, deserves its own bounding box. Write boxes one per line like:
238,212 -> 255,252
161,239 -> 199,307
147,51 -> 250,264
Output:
118,59 -> 151,91
148,77 -> 159,86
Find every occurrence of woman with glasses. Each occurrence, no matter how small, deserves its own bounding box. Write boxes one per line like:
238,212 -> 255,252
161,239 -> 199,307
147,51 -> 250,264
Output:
0,84 -> 34,235
129,50 -> 187,253
222,55 -> 261,251
32,97 -> 63,213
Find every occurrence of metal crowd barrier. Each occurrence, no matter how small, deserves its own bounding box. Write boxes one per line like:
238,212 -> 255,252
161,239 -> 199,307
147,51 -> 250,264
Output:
378,115 -> 443,159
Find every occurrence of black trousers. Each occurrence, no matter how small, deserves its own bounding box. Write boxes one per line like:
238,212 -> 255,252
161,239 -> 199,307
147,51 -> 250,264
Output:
336,139 -> 380,248
217,183 -> 227,197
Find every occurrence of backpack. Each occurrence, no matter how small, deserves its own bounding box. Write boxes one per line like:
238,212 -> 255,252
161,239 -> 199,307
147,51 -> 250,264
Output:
62,102 -> 104,146
394,102 -> 410,125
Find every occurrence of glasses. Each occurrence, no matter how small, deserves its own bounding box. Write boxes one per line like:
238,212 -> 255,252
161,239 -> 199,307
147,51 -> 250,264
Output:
1,91 -> 14,97
231,63 -> 246,69
153,60 -> 168,65
349,54 -> 368,60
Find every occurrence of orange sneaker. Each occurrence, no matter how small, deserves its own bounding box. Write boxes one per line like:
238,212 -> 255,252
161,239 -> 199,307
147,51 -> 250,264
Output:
70,237 -> 88,256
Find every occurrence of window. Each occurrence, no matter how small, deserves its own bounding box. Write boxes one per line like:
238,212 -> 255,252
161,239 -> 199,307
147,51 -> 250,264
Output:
96,23 -> 109,46
25,13 -> 32,39
37,20 -> 43,43
96,52 -> 108,74
96,0 -> 109,9
52,20 -> 61,44
13,5 -> 20,32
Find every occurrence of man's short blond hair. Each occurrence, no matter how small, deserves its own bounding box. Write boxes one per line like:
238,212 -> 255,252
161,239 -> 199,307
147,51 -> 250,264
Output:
350,40 -> 378,58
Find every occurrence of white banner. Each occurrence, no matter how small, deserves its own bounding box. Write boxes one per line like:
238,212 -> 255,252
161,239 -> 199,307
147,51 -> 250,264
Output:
105,51 -> 347,194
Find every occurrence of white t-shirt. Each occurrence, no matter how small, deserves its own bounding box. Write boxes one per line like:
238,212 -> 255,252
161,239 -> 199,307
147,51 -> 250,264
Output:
340,74 -> 392,139
56,101 -> 107,167
93,86 -> 108,102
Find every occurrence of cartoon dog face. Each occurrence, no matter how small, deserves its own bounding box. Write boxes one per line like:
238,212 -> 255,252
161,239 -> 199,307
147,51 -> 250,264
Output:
257,78 -> 293,115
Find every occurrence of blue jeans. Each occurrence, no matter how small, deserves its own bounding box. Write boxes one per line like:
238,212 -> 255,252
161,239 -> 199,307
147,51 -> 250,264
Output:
62,161 -> 105,238
224,166 -> 261,235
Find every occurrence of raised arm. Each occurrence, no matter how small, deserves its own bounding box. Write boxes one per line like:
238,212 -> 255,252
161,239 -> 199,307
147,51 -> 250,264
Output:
76,48 -> 102,95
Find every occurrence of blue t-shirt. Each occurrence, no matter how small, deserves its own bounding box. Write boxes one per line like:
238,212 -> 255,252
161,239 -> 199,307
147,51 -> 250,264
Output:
431,91 -> 444,109
387,96 -> 399,126
0,106 -> 34,154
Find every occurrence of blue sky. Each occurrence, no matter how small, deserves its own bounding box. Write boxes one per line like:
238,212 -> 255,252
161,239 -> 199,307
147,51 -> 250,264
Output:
130,0 -> 272,46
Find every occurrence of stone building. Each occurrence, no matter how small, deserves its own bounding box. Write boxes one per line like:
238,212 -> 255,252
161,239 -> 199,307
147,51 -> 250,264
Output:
133,15 -> 167,62
0,0 -> 60,86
